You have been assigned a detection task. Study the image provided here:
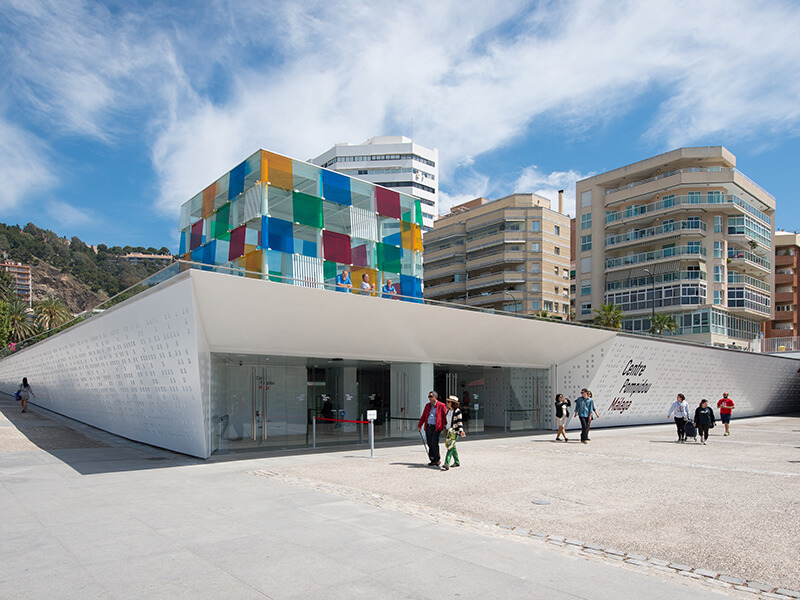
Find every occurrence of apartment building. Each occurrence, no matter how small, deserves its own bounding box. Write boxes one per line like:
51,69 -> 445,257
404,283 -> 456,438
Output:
423,193 -> 571,317
575,146 -> 775,346
0,260 -> 32,306
311,136 -> 439,231
765,231 -> 800,339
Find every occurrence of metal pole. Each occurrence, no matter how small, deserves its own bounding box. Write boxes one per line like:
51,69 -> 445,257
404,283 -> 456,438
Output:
369,420 -> 374,458
312,417 -> 316,449
359,421 -> 363,445
504,410 -> 508,433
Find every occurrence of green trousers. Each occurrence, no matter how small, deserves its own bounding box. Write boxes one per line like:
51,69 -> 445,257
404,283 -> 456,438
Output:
444,445 -> 459,466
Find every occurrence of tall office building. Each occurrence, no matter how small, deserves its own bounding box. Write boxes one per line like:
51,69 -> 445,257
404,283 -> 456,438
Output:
423,193 -> 571,317
311,136 -> 438,231
575,146 -> 775,346
765,231 -> 800,340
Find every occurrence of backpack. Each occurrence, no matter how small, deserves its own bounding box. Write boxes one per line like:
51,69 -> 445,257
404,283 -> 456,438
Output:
14,390 -> 20,401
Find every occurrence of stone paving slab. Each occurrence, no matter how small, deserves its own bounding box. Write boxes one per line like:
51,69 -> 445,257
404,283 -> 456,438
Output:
0,397 -> 798,599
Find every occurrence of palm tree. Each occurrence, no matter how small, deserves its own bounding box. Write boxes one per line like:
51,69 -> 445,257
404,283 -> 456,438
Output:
7,297 -> 37,342
34,296 -> 73,331
592,303 -> 624,329
649,313 -> 678,336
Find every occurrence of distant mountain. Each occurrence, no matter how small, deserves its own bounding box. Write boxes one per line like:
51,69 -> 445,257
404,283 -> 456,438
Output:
0,223 -> 173,313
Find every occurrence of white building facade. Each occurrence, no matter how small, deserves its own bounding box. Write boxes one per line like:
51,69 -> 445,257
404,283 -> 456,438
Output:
311,136 -> 439,231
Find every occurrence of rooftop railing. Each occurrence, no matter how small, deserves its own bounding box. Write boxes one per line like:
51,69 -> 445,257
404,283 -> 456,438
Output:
604,166 -> 729,195
605,193 -> 771,226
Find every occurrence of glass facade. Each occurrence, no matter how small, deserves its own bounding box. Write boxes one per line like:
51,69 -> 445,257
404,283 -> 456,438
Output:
179,150 -> 424,300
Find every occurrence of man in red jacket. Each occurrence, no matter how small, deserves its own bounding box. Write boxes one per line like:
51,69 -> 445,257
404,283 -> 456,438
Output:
418,391 -> 447,466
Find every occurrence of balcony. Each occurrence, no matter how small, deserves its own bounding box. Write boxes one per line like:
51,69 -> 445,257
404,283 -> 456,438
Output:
605,193 -> 771,228
775,291 -> 795,304
727,272 -> 771,293
605,220 -> 706,249
727,249 -> 771,274
423,280 -> 466,298
423,262 -> 466,280
466,250 -> 526,270
606,270 -> 707,292
772,309 -> 796,321
775,254 -> 797,267
465,231 -> 526,253
424,245 -> 465,263
605,245 -> 706,271
775,272 -> 794,285
465,291 -> 519,307
466,271 -> 527,291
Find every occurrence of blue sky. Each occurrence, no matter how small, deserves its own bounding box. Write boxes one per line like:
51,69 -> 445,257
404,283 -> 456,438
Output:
2,0 -> 800,252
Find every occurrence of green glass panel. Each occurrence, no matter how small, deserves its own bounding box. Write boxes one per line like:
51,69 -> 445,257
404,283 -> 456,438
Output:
268,270 -> 282,283
414,201 -> 423,226
377,242 -> 402,273
293,192 -> 323,229
401,210 -> 412,223
213,203 -> 231,239
323,260 -> 338,281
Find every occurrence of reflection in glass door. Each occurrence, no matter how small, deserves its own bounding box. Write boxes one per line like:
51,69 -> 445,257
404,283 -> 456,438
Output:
251,366 -> 267,443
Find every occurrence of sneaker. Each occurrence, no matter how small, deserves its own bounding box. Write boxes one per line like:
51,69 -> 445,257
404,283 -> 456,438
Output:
581,440 -> 588,444
701,440 -> 706,445
440,465 -> 449,471
452,463 -> 460,467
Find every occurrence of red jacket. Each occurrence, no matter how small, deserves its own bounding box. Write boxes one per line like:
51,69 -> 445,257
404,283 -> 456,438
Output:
418,401 -> 447,432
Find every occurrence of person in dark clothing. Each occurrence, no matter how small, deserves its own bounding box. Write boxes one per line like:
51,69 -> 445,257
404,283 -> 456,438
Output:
554,393 -> 571,442
418,391 -> 447,466
694,399 -> 716,445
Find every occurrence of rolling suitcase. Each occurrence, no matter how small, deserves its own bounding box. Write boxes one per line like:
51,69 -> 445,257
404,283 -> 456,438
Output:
683,420 -> 697,441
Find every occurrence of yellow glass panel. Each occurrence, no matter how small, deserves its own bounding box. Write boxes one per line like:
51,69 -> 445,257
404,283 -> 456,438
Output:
202,183 -> 216,218
264,151 -> 293,190
244,249 -> 263,278
350,267 -> 378,296
411,223 -> 423,252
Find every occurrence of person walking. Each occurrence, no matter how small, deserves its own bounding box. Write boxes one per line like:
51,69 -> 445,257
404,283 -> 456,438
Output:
554,394 -> 571,442
717,392 -> 735,436
418,391 -> 447,466
17,377 -> 35,413
441,395 -> 466,470
667,393 -> 690,442
694,399 -> 716,445
574,389 -> 598,444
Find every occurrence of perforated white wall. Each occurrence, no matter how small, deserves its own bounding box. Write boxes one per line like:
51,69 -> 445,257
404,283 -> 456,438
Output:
559,336 -> 800,429
0,276 -> 208,457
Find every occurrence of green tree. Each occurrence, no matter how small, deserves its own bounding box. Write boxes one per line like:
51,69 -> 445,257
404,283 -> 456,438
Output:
7,297 -> 36,342
34,296 -> 73,331
592,303 -> 624,329
0,299 -> 11,347
0,269 -> 15,300
648,313 -> 678,336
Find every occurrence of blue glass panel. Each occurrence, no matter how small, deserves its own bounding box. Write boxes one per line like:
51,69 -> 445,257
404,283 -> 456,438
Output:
322,169 -> 351,206
228,161 -> 246,200
179,231 -> 187,255
262,216 -> 294,253
191,246 -> 204,263
302,240 -> 317,258
203,240 -> 217,265
400,274 -> 423,303
383,232 -> 402,246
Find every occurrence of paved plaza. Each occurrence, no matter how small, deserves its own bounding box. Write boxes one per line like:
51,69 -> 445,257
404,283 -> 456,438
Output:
1,395 -> 798,599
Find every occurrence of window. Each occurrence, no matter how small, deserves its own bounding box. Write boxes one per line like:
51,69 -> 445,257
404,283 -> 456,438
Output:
531,242 -> 540,252
662,194 -> 675,208
714,265 -> 724,282
531,221 -> 540,232
563,268 -> 570,278
554,247 -> 560,256
581,235 -> 592,251
714,216 -> 722,233
708,191 -> 722,203
531,283 -> 541,292
531,301 -> 540,310
580,213 -> 592,230
531,264 -> 540,273
580,302 -> 592,315
714,290 -> 722,305
688,191 -> 701,204
554,225 -> 560,236
580,257 -> 591,274
714,241 -> 723,258
554,266 -> 559,275
581,280 -> 591,296
581,190 -> 592,208
555,286 -> 560,294
687,241 -> 701,254
544,301 -> 553,311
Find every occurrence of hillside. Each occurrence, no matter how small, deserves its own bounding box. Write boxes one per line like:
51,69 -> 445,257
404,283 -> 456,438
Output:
0,222 -> 173,313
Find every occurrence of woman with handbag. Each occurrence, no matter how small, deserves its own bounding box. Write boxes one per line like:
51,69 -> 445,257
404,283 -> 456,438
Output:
554,394 -> 571,442
694,399 -> 715,445
667,393 -> 690,442
17,377 -> 35,413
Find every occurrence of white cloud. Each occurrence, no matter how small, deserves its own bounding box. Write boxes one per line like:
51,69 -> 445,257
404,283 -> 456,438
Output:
0,120 -> 57,212
511,165 -> 593,218
4,0 -> 800,220
45,200 -> 96,228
